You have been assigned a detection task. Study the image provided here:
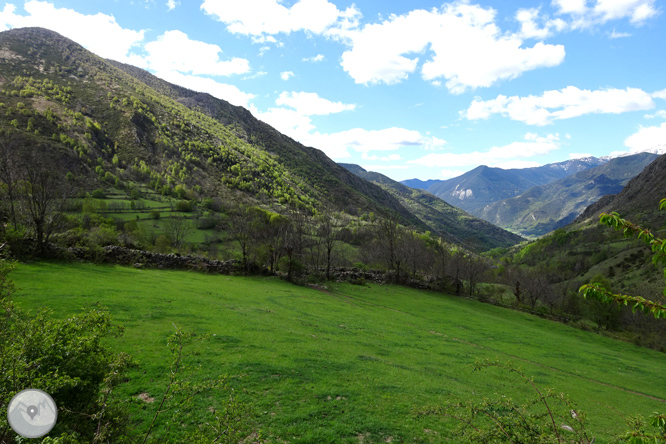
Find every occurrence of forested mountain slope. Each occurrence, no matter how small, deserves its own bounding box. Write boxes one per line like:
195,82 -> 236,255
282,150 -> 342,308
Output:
0,28 -> 424,226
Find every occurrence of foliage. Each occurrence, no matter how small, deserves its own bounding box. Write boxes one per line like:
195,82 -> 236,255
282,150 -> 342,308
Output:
579,198 -> 666,442
580,199 -> 666,319
419,360 -> 592,443
0,257 -> 133,443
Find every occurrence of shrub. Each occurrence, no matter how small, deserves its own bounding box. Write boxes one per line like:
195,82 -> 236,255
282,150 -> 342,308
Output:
150,210 -> 161,220
175,200 -> 193,212
91,188 -> 105,198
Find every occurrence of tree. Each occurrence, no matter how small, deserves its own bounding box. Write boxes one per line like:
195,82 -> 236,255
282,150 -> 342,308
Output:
579,199 -> 666,441
463,254 -> 491,298
163,215 -> 192,249
316,206 -> 338,280
579,201 -> 666,319
16,144 -> 71,254
228,204 -> 263,273
0,134 -> 21,229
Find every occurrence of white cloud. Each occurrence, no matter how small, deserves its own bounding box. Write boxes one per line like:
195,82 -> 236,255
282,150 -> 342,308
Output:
515,8 -> 567,39
280,71 -> 295,81
465,86 -> 656,125
653,89 -> 666,100
338,3 -> 565,93
409,133 -> 561,167
155,70 -> 255,107
644,110 -> 666,119
201,0 -> 360,36
303,54 -> 325,62
491,160 -> 542,169
624,122 -> 666,152
144,30 -> 250,76
569,152 -> 593,159
552,0 -> 659,28
0,1 -> 145,63
361,165 -> 409,172
609,29 -> 631,38
275,91 -> 355,116
361,153 -> 402,161
166,0 -> 179,11
440,169 -> 468,179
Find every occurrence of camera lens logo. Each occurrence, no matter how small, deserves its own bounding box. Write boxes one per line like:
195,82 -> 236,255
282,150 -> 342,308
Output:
7,389 -> 58,438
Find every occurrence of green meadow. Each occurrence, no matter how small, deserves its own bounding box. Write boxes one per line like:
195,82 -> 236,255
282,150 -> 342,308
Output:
11,262 -> 666,443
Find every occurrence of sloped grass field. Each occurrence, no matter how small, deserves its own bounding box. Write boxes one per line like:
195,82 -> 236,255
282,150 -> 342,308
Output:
12,262 -> 666,443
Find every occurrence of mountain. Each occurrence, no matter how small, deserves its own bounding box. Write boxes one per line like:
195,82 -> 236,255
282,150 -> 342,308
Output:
408,158 -> 606,213
339,164 -> 524,251
477,152 -> 659,238
575,153 -> 666,229
0,27 -> 523,253
0,27 -> 430,227
400,178 -> 443,191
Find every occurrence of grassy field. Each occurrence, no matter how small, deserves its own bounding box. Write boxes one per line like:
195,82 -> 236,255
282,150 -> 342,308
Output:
11,261 -> 666,443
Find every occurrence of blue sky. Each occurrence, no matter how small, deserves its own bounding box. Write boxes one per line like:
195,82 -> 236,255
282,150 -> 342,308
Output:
1,0 -> 665,181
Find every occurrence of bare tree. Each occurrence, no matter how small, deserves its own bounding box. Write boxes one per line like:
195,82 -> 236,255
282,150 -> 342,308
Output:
464,254 -> 491,298
316,206 -> 338,280
0,134 -> 23,229
17,145 -> 71,254
163,216 -> 193,249
228,204 -> 262,273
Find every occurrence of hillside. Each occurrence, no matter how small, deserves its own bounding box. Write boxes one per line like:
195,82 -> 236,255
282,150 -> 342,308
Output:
0,27 -> 426,225
505,153 -> 666,321
477,152 -> 659,237
575,153 -> 666,229
339,164 -> 524,251
412,157 -> 605,213
13,261 -> 666,442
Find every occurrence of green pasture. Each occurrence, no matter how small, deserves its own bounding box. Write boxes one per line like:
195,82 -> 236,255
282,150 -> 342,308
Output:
11,262 -> 666,443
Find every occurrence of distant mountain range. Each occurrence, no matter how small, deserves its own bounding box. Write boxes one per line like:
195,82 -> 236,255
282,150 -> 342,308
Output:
402,157 -> 606,213
400,153 -> 662,237
339,164 -> 524,251
476,153 -> 659,237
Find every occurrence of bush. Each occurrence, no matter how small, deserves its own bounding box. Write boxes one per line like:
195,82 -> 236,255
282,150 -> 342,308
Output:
175,200 -> 193,212
91,188 -> 105,199
150,210 -> 161,220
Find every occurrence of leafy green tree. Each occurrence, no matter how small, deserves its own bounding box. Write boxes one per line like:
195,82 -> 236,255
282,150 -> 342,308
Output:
580,198 -> 666,441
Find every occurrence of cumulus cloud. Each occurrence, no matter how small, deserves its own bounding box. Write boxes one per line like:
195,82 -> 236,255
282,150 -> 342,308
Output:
201,0 -> 360,36
408,133 -> 561,167
145,30 -> 250,76
275,91 -> 355,115
252,96 -> 440,161
569,152 -> 593,159
338,2 -> 565,93
515,8 -> 567,39
156,71 -> 256,107
465,86 -> 656,125
280,71 -> 295,81
0,1 -> 145,63
166,0 -> 179,11
552,0 -> 660,28
624,122 -> 666,153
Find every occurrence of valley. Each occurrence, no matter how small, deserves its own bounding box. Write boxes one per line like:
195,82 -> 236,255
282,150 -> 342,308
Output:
0,24 -> 665,444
